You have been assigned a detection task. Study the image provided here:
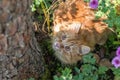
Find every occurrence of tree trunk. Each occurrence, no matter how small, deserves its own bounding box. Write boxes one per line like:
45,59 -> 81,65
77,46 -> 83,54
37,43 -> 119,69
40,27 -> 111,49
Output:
0,0 -> 44,80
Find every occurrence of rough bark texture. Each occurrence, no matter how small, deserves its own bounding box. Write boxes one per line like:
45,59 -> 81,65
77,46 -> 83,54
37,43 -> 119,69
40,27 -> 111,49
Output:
0,0 -> 44,80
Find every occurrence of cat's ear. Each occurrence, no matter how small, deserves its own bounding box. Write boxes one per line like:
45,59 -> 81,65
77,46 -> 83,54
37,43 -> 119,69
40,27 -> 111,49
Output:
68,22 -> 82,33
81,45 -> 90,54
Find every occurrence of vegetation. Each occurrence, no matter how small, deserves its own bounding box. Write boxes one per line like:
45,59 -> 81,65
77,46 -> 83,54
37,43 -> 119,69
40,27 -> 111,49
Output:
31,0 -> 120,80
54,53 -> 110,80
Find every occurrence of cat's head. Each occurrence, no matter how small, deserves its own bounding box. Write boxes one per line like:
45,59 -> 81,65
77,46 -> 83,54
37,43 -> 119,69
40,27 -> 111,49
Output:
52,30 -> 91,64
53,39 -> 91,64
53,32 -> 91,55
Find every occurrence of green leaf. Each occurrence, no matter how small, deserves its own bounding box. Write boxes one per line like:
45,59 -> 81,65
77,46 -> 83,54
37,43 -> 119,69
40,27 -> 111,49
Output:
115,16 -> 120,27
73,73 -> 84,80
84,75 -> 98,80
113,41 -> 120,45
84,0 -> 90,2
31,4 -> 36,12
102,7 -> 109,13
35,0 -> 41,6
82,53 -> 96,64
53,76 -> 59,80
105,20 -> 114,28
62,68 -> 71,76
81,64 -> 96,74
95,11 -> 104,18
74,67 -> 80,74
114,75 -> 120,80
111,68 -> 120,76
117,34 -> 120,38
98,66 -> 108,74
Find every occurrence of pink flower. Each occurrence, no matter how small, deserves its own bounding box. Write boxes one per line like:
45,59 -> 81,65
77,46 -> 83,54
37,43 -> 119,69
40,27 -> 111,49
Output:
89,0 -> 98,9
112,56 -> 120,68
116,47 -> 120,56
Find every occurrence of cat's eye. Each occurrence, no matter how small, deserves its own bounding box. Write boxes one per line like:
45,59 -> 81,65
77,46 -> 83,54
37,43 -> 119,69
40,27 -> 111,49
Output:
64,46 -> 70,51
61,35 -> 66,40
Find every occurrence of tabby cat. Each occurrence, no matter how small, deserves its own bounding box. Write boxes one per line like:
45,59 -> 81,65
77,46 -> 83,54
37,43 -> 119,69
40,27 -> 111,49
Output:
52,0 -> 112,64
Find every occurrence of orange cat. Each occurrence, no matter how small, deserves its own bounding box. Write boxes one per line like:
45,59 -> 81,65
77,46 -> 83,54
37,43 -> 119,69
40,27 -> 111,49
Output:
52,0 -> 112,64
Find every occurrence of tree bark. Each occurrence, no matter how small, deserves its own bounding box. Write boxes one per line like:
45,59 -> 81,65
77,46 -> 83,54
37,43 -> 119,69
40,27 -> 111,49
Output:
0,0 -> 44,80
